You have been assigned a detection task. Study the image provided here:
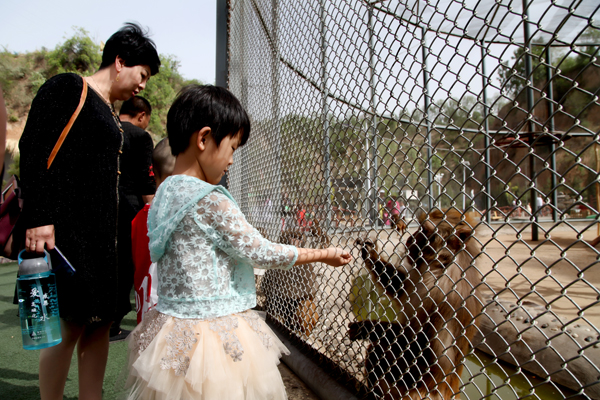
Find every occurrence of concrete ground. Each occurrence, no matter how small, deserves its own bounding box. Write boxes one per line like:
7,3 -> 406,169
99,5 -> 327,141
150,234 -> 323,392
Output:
279,363 -> 320,400
474,220 -> 600,328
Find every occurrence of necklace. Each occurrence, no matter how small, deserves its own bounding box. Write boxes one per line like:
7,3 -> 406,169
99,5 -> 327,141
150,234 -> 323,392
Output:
88,76 -> 122,131
90,76 -> 113,106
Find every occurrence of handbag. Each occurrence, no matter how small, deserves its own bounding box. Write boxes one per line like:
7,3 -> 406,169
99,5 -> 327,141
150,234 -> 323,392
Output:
0,76 -> 88,260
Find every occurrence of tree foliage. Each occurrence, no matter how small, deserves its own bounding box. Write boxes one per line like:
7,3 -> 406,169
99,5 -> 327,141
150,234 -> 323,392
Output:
498,27 -> 600,100
45,27 -> 102,76
143,55 -> 201,136
0,27 -> 202,138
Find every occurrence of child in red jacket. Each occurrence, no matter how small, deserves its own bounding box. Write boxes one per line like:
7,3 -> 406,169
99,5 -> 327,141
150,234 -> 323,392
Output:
132,138 -> 175,323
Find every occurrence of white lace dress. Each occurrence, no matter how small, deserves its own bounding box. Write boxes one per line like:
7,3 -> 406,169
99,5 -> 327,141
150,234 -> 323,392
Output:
122,176 -> 298,400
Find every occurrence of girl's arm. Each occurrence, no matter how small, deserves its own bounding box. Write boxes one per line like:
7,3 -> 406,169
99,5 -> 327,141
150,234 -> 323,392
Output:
295,247 -> 352,267
196,191 -> 352,270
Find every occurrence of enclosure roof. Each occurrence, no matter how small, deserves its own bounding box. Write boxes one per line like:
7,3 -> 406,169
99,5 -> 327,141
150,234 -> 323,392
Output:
375,0 -> 599,45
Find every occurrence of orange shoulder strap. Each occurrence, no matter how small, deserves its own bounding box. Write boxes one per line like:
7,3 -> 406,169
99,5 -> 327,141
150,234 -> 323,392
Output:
47,76 -> 88,169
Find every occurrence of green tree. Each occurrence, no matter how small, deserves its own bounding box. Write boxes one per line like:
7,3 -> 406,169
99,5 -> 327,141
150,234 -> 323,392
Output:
498,39 -> 548,98
142,54 -> 202,137
45,27 -> 101,76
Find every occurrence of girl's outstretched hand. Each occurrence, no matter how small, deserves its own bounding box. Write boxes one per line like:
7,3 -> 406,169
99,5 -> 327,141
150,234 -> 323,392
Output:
295,247 -> 353,267
323,247 -> 353,267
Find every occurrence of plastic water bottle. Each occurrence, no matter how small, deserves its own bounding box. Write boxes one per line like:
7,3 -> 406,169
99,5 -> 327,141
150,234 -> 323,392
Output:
16,250 -> 62,350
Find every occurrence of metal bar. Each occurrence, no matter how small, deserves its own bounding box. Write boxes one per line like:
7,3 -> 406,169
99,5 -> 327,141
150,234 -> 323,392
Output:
368,2 -> 600,47
522,0 -> 538,241
421,25 -> 434,211
215,0 -> 229,88
481,39 -> 492,225
239,0 -> 249,213
216,0 -> 230,188
271,0 -> 281,234
368,2 -> 379,225
321,0 -> 332,233
546,45 -> 558,223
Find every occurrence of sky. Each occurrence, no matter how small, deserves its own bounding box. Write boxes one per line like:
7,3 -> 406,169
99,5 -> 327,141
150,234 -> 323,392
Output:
0,0 -> 217,83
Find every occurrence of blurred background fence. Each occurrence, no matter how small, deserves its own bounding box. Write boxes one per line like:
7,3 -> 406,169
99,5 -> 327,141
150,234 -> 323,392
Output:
223,0 -> 600,398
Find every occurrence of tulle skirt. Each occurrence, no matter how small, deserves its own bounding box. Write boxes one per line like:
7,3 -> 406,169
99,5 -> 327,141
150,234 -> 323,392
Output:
121,308 -> 290,400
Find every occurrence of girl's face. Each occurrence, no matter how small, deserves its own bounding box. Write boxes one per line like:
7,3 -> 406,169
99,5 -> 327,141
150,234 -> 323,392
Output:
199,131 -> 242,185
113,64 -> 151,101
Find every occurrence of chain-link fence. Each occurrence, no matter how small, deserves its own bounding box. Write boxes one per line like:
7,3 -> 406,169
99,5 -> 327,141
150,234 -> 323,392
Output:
225,0 -> 600,398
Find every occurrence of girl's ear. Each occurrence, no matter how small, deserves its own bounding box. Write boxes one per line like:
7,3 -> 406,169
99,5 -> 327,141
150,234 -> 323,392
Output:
196,127 -> 212,151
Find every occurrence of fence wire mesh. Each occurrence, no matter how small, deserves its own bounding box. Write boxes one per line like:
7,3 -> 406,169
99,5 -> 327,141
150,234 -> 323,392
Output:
226,0 -> 600,398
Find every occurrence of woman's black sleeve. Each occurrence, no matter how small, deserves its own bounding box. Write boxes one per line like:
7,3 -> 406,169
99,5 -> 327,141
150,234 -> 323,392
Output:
18,74 -> 83,229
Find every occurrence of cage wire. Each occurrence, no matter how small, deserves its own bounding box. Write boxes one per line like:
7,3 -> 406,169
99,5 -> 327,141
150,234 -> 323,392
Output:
226,0 -> 600,398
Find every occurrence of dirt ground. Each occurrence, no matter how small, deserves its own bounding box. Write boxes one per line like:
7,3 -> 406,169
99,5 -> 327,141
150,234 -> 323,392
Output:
473,220 -> 600,328
348,219 -> 600,328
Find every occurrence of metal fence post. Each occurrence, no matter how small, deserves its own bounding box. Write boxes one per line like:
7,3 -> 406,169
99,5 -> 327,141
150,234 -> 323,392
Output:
215,0 -> 229,88
321,0 -> 332,232
522,0 -> 539,241
216,0 -> 229,188
546,45 -> 558,223
481,39 -> 492,224
367,1 -> 380,226
421,25 -> 434,212
271,0 -> 282,233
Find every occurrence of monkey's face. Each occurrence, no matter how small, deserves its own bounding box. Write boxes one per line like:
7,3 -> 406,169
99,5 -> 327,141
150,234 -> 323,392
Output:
406,210 -> 475,269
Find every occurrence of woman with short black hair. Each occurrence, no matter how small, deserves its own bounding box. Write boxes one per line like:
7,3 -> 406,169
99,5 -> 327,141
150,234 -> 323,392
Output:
19,22 -> 160,400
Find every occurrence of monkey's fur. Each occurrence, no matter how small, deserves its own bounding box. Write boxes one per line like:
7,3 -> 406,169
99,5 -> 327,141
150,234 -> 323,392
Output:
390,214 -> 407,235
263,220 -> 330,335
350,209 -> 482,399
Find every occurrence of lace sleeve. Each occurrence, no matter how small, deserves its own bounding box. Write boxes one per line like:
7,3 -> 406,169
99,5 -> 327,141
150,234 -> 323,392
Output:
194,191 -> 297,270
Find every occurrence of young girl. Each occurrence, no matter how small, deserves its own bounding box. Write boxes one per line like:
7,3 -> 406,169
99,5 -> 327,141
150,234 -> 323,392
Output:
122,85 -> 352,400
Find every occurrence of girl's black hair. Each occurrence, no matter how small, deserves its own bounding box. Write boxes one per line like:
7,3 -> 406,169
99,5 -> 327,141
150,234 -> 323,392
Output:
167,85 -> 251,156
100,22 -> 161,75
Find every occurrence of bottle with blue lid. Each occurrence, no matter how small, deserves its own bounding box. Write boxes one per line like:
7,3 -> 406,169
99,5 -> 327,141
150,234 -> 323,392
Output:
16,250 -> 62,350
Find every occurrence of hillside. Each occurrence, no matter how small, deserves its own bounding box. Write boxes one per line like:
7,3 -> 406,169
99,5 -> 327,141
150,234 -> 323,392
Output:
0,28 -> 201,157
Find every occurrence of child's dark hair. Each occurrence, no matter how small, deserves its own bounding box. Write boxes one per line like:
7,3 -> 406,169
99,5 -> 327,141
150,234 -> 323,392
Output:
100,22 -> 161,76
120,96 -> 152,117
153,138 -> 176,181
167,85 -> 250,156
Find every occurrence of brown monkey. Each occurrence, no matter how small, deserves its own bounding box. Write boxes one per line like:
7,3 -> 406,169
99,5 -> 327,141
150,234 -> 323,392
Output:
349,209 -> 482,399
390,213 -> 407,235
263,219 -> 330,335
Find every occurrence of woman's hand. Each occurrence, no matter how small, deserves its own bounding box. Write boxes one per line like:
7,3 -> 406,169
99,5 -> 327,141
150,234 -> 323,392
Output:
295,247 -> 353,267
25,225 -> 55,253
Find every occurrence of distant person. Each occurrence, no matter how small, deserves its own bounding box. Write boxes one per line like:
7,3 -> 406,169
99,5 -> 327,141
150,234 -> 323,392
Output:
297,202 -> 307,229
397,199 -> 407,218
385,197 -> 397,225
132,138 -> 175,324
121,85 -> 351,400
111,95 -> 157,342
536,195 -> 544,209
119,95 -> 156,207
389,197 -> 402,217
18,23 -> 160,400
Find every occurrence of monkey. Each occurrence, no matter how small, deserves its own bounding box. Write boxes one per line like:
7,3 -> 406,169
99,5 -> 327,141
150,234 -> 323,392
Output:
349,209 -> 482,399
263,219 -> 330,335
390,213 -> 407,235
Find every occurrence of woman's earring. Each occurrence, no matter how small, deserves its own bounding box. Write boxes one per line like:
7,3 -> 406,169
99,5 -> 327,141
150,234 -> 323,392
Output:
116,73 -> 120,82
